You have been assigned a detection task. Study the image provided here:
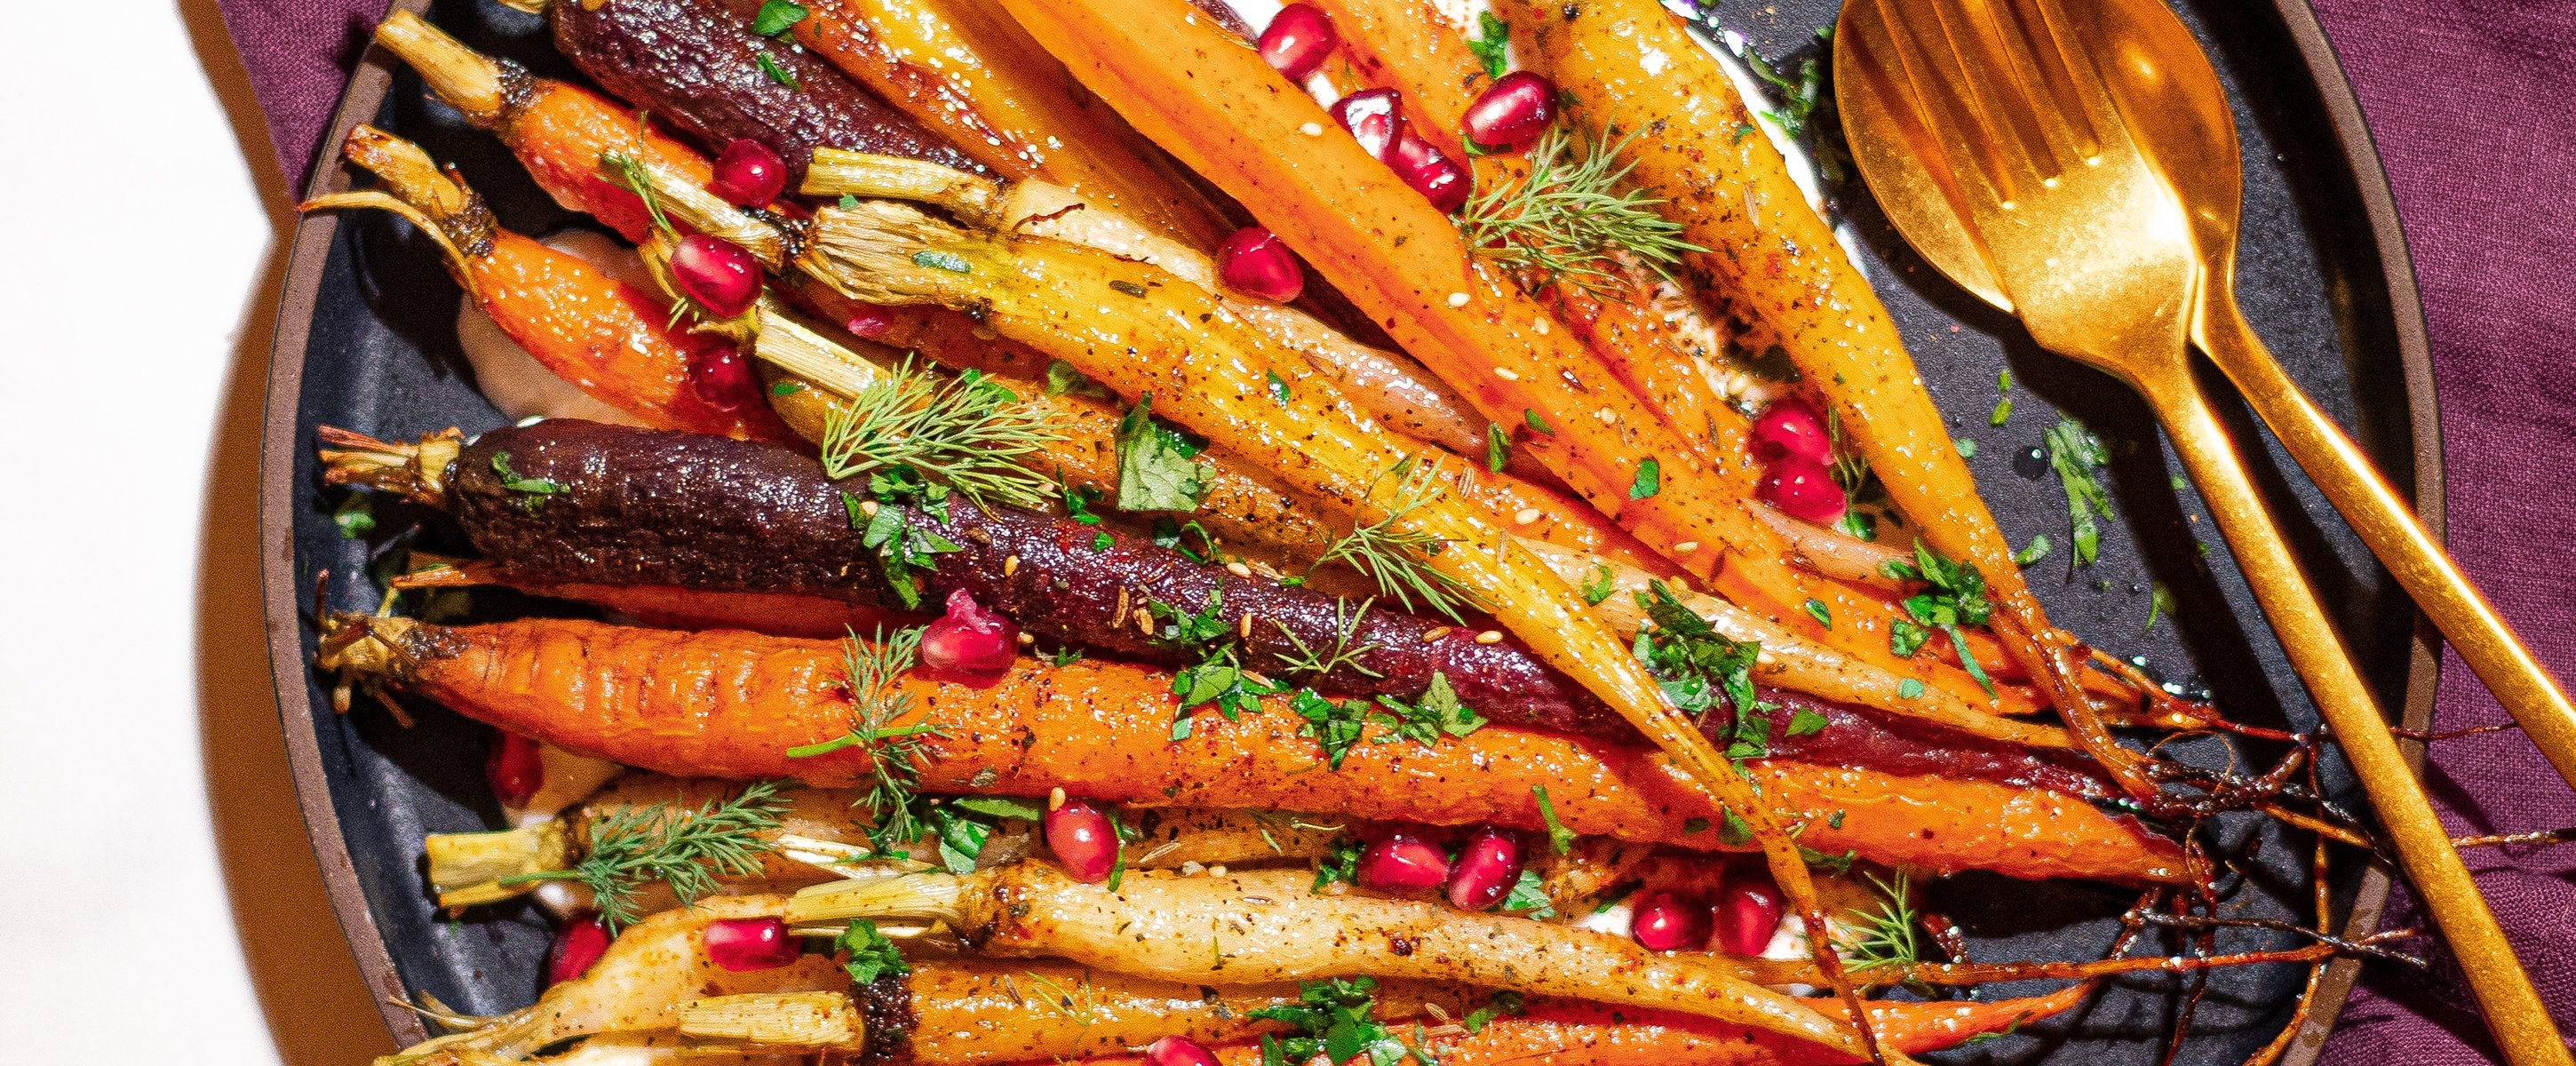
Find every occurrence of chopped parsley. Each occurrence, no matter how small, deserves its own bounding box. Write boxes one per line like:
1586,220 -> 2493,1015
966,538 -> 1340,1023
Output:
834,918 -> 908,983
1632,581 -> 1770,761
1250,978 -> 1431,1066
1895,678 -> 1925,699
755,50 -> 800,90
2045,418 -> 2114,566
1268,370 -> 1292,404
1801,598 -> 1832,629
910,249 -> 972,274
855,489 -> 961,610
1313,834 -> 1364,890
1954,437 -> 1979,458
331,494 -> 375,538
489,451 -> 563,509
1531,784 -> 1577,855
1523,409 -> 1554,435
751,0 -> 808,36
1044,359 -> 1109,398
1881,542 -> 1998,696
1171,646 -> 1285,739
2143,582 -> 2174,633
1785,708 -> 1830,736
1461,990 -> 1528,1033
1147,590 -> 1231,646
1374,672 -> 1486,744
1291,688 -> 1372,768
2013,534 -> 2053,566
1579,564 -> 1617,606
1113,394 -> 1210,512
1485,422 -> 1510,473
1628,457 -> 1661,500
1464,12 -> 1511,80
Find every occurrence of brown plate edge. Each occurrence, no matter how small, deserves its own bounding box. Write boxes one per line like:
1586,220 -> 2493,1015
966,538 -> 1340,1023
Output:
256,0 -> 439,1046
2268,0 -> 2443,1062
249,0 -> 2447,1054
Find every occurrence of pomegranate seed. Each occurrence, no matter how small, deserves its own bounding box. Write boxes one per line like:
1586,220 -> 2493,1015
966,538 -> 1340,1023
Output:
1357,831 -> 1451,892
1046,799 -> 1121,882
1749,397 -> 1833,465
1445,826 -> 1526,911
1389,127 -> 1472,214
687,345 -> 759,415
546,915 -> 611,985
1331,88 -> 1406,163
1463,71 -> 1559,153
844,306 -> 895,338
485,730 -> 544,808
1630,890 -> 1712,952
1257,4 -> 1338,81
1144,1036 -> 1223,1066
707,138 -> 789,206
1715,877 -> 1785,956
704,917 -> 800,971
918,590 -> 1019,688
1216,227 -> 1306,303
670,235 -> 760,318
1760,457 -> 1847,523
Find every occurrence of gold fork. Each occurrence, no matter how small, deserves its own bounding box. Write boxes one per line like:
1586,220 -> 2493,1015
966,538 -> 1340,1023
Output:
1834,0 -> 2568,1059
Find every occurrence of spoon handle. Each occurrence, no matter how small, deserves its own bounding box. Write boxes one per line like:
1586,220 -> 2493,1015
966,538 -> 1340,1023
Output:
2195,289 -> 2576,792
2139,367 -> 2572,1066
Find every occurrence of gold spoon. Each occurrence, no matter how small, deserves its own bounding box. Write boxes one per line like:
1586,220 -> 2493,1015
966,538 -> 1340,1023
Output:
2081,0 -> 2576,793
1834,0 -> 2568,1060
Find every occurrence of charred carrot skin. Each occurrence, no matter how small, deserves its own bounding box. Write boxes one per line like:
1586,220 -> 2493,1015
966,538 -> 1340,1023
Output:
325,615 -> 2180,883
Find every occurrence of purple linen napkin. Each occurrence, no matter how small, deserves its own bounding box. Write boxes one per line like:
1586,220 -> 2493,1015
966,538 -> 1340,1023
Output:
218,0 -> 2576,1060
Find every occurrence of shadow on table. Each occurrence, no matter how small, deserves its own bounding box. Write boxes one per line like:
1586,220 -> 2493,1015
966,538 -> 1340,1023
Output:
180,0 -> 400,1061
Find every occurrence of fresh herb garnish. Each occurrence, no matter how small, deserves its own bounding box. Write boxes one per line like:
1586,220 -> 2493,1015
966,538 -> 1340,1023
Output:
1313,834 -> 1365,890
1147,590 -> 1231,647
1845,871 -> 1924,974
1822,408 -> 1882,541
1249,977 -> 1432,1066
1880,542 -> 1999,696
1895,678 -> 1925,699
1461,990 -> 1527,1033
756,50 -> 800,90
1786,708 -> 1830,736
1579,564 -> 1617,606
1954,437 -> 1978,458
1496,871 -> 1554,919
2013,534 -> 2053,566
2045,418 -> 2114,566
784,626 -> 943,851
1801,598 -> 1832,629
1485,422 -> 1510,473
1114,394 -> 1210,512
1267,370 -> 1293,404
1044,359 -> 1109,398
1271,598 -> 1385,680
1628,457 -> 1662,499
855,493 -> 960,610
1171,646 -> 1286,739
819,358 -> 1061,509
751,0 -> 808,36
1523,409 -> 1554,435
1150,516 -> 1220,563
332,494 -> 375,538
2143,582 -> 2174,633
1464,11 -> 1511,80
1456,126 -> 1705,293
835,918 -> 909,983
1632,581 -> 1770,760
489,451 -> 564,508
503,780 -> 785,931
1309,456 -> 1476,623
1531,784 -> 1576,855
1373,672 -> 1486,745
1291,688 -> 1374,768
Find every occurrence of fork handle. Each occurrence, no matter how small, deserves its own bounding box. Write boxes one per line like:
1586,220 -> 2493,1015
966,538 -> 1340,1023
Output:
2196,289 -> 2576,792
2139,369 -> 2572,1066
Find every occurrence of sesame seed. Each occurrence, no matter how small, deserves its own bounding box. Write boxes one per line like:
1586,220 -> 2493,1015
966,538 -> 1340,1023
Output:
1595,407 -> 1618,424
1181,861 -> 1205,875
1208,864 -> 1227,877
859,499 -> 881,517
1049,787 -> 1067,811
1239,613 -> 1255,640
1673,541 -> 1700,553
1300,122 -> 1324,136
1017,632 -> 1035,645
1226,561 -> 1253,577
1448,291 -> 1471,307
1004,554 -> 1021,577
1534,318 -> 1551,334
1513,507 -> 1543,525
1134,608 -> 1155,634
1113,587 -> 1131,623
1475,630 -> 1505,644
1423,627 -> 1453,641
1494,367 -> 1521,381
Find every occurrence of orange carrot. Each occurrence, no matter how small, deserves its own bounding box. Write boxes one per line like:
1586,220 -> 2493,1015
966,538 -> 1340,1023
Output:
780,0 -> 1230,248
1071,985 -> 2088,1066
317,615 -> 2183,884
302,126 -> 792,443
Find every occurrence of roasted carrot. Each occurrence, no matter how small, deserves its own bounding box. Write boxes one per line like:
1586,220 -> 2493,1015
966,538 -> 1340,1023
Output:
770,0 -> 1230,248
390,892 -> 1439,1065
398,561 -> 912,640
1497,0 -> 2141,790
791,864 -> 1882,1059
299,127 -> 791,443
315,615 -> 2183,883
1070,986 -> 2090,1066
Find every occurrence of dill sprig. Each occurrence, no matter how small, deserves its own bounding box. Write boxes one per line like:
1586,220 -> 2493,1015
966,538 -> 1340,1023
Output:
1308,457 -> 1478,624
505,780 -> 787,931
784,625 -> 945,850
818,357 -> 1064,510
1455,126 -> 1705,294
1843,871 -> 1924,973
1270,597 -> 1386,680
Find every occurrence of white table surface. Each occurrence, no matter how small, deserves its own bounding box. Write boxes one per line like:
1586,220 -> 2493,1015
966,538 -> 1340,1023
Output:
0,4 -> 397,1062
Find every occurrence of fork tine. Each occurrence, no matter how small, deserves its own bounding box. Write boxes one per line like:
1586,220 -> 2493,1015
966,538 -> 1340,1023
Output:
1869,0 -> 2027,203
1999,0 -> 2107,161
1912,0 -> 2062,179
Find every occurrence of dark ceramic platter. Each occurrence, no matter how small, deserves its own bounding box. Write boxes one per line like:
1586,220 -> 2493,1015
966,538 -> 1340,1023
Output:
258,1 -> 2438,1062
